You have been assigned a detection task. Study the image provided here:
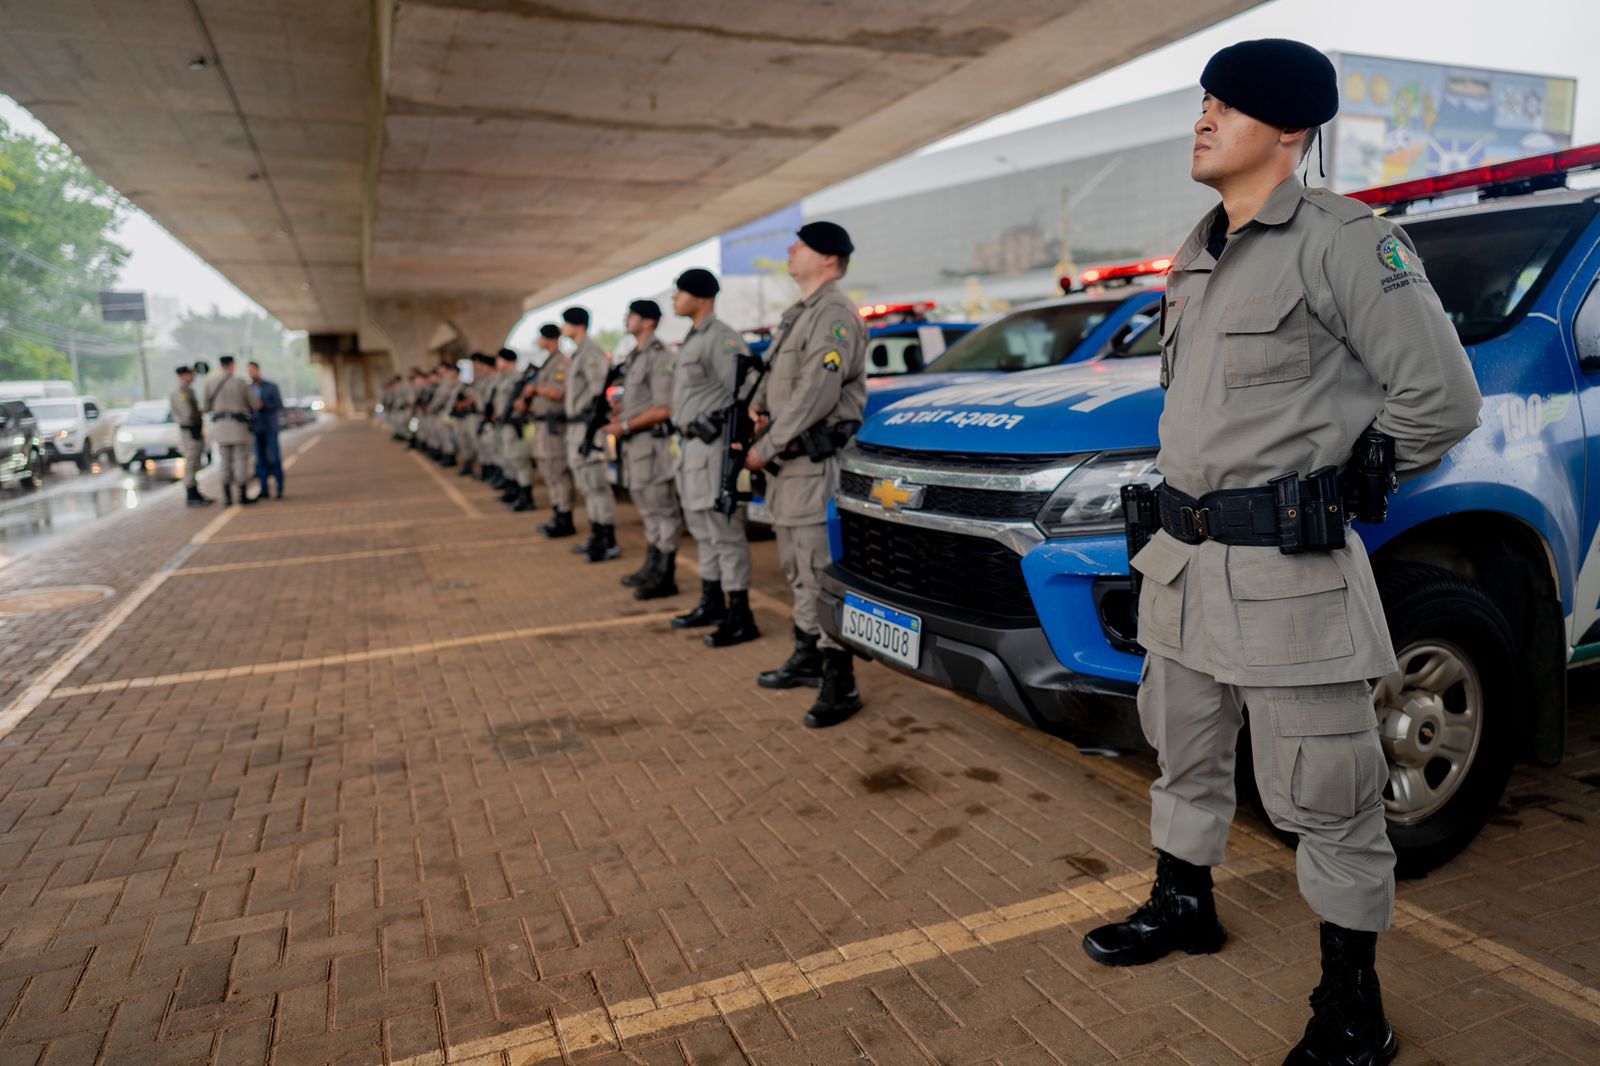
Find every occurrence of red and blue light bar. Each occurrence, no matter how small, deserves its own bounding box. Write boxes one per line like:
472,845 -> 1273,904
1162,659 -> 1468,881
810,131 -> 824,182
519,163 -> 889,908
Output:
1350,142 -> 1600,209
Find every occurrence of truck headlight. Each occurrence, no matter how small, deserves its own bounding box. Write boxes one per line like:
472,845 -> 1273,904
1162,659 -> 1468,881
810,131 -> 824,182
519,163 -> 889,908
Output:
1035,451 -> 1161,537
55,429 -> 70,440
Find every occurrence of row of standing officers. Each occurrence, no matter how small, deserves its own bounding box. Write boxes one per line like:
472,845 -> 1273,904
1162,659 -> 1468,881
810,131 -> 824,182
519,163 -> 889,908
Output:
380,221 -> 869,729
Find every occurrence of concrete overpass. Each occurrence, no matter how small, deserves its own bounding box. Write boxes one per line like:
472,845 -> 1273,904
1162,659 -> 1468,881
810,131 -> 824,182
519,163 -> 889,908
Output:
0,0 -> 1259,410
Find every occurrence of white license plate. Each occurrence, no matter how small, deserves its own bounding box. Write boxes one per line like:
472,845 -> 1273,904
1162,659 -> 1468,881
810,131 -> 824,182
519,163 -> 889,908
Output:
747,497 -> 772,525
840,593 -> 922,668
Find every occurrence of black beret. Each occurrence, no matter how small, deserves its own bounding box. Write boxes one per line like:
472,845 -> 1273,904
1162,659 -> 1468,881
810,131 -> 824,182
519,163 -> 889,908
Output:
537,324 -> 561,340
498,347 -> 520,361
796,220 -> 854,258
218,354 -> 235,366
1201,39 -> 1337,129
175,365 -> 193,375
628,299 -> 662,321
473,352 -> 495,365
561,306 -> 589,327
675,268 -> 720,298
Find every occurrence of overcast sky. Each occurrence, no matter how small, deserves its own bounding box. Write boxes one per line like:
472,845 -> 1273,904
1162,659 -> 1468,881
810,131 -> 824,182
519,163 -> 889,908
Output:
5,0 -> 1598,348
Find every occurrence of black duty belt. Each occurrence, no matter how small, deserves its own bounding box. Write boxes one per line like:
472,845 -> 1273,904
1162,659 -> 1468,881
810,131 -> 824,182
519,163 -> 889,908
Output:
1158,475 -> 1346,551
213,412 -> 252,423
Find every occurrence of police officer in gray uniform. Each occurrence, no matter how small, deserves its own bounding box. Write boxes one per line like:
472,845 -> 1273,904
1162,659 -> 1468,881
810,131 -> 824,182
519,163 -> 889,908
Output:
1081,41 -> 1482,1066
562,308 -> 620,561
169,365 -> 212,507
202,355 -> 260,506
747,222 -> 868,728
670,268 -> 759,647
497,349 -> 536,508
528,325 -> 577,534
610,300 -> 683,599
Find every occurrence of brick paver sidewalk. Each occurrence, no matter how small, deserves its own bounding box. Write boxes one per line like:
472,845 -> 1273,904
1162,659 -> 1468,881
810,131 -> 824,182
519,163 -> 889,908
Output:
0,421 -> 1594,1065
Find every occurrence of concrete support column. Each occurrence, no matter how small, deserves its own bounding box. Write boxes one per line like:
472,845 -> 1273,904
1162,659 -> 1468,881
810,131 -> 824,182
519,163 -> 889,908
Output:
442,298 -> 525,359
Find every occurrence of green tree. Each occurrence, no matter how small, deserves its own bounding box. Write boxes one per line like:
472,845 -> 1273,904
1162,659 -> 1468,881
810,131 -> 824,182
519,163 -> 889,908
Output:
0,117 -> 137,382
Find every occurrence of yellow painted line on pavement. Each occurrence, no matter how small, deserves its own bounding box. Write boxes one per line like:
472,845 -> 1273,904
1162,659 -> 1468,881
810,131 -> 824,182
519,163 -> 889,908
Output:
410,449 -> 480,517
0,431 -> 326,739
48,610 -> 680,699
172,535 -> 538,576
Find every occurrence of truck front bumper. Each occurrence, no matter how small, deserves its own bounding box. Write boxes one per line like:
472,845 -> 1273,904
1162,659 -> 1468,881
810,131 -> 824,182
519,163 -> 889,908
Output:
819,565 -> 1144,754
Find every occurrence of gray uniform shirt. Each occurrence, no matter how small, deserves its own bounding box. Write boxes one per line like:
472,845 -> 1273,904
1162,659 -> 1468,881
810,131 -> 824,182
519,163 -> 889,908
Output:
752,280 -> 867,465
1134,174 -> 1483,686
621,336 -> 675,487
203,372 -> 257,446
563,338 -> 610,422
169,384 -> 201,432
674,317 -> 748,511
532,353 -> 567,420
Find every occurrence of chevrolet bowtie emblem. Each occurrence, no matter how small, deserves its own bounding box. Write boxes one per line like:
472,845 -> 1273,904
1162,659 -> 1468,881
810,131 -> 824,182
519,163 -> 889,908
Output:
869,477 -> 925,511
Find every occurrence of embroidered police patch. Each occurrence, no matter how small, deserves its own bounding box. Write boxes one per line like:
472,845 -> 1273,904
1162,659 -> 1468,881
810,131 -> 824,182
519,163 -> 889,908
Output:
1376,234 -> 1422,294
830,320 -> 849,342
822,350 -> 842,372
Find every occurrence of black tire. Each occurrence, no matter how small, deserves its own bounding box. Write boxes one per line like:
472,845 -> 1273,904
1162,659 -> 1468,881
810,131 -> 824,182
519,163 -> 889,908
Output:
1240,561 -> 1518,879
75,447 -> 92,473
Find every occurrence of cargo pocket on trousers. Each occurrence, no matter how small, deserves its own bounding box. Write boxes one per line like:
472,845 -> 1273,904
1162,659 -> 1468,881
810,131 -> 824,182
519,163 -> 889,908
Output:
1268,687 -> 1383,820
1229,551 -> 1355,666
1131,532 -> 1189,650
1217,290 -> 1310,388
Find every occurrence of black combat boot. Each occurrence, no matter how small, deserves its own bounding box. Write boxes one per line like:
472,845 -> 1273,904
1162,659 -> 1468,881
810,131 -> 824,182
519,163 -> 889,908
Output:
511,485 -> 535,512
500,482 -> 521,504
239,487 -> 258,505
622,546 -> 661,588
585,523 -> 621,563
1283,924 -> 1397,1066
673,580 -> 725,629
186,486 -> 214,507
1082,850 -> 1227,966
757,627 -> 823,689
440,452 -> 456,468
489,468 -> 507,489
634,551 -> 678,600
222,485 -> 234,507
542,509 -> 576,539
804,648 -> 864,728
704,589 -> 760,647
457,459 -> 476,477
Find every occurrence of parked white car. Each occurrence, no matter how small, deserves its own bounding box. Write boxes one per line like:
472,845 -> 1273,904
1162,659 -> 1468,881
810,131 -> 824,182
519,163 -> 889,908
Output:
28,395 -> 109,471
112,401 -> 190,468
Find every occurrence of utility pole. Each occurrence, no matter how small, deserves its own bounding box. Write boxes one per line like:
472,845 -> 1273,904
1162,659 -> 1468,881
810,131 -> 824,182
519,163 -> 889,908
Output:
137,325 -> 150,399
67,332 -> 81,392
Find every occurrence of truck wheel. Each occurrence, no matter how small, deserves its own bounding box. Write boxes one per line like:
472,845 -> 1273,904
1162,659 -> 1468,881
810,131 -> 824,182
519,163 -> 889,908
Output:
1238,562 -> 1517,878
75,447 -> 92,473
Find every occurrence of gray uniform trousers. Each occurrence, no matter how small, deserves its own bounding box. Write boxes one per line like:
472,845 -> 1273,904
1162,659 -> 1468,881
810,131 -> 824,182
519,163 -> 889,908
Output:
682,506 -> 751,592
218,443 -> 252,489
1139,652 -> 1395,932
534,425 -> 573,511
501,424 -> 533,488
775,523 -> 839,651
632,480 -> 682,551
457,414 -> 479,465
179,430 -> 204,489
565,425 -> 616,524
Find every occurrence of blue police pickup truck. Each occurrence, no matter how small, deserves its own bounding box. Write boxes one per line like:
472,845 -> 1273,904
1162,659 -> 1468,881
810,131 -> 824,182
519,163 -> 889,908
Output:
820,145 -> 1600,876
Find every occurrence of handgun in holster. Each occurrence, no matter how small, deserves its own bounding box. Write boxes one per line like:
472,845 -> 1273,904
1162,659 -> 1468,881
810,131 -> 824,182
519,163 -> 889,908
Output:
1341,428 -> 1398,525
1120,483 -> 1159,599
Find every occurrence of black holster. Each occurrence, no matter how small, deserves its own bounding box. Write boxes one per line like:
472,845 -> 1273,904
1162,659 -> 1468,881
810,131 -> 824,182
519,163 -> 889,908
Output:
1341,428 -> 1398,524
1121,483 -> 1159,599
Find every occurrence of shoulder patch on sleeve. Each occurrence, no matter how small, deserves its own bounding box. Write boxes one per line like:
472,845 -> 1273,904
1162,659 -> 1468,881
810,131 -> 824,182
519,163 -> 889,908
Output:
830,320 -> 850,342
822,350 -> 842,372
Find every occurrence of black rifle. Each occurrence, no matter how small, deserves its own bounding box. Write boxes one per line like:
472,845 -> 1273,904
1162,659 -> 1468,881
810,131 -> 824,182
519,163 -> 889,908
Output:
577,361 -> 626,458
715,351 -> 772,516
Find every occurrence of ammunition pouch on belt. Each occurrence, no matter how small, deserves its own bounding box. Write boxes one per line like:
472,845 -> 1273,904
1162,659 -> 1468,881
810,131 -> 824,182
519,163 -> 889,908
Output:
1120,483 -> 1160,599
214,412 -> 251,423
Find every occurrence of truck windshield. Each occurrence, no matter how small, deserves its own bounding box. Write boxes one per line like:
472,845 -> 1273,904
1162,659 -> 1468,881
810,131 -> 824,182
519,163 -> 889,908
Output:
1407,202 -> 1595,345
927,301 -> 1118,373
29,401 -> 77,420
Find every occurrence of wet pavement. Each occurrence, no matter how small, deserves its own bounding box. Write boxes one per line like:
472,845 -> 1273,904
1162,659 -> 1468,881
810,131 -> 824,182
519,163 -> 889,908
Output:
0,459 -> 195,569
